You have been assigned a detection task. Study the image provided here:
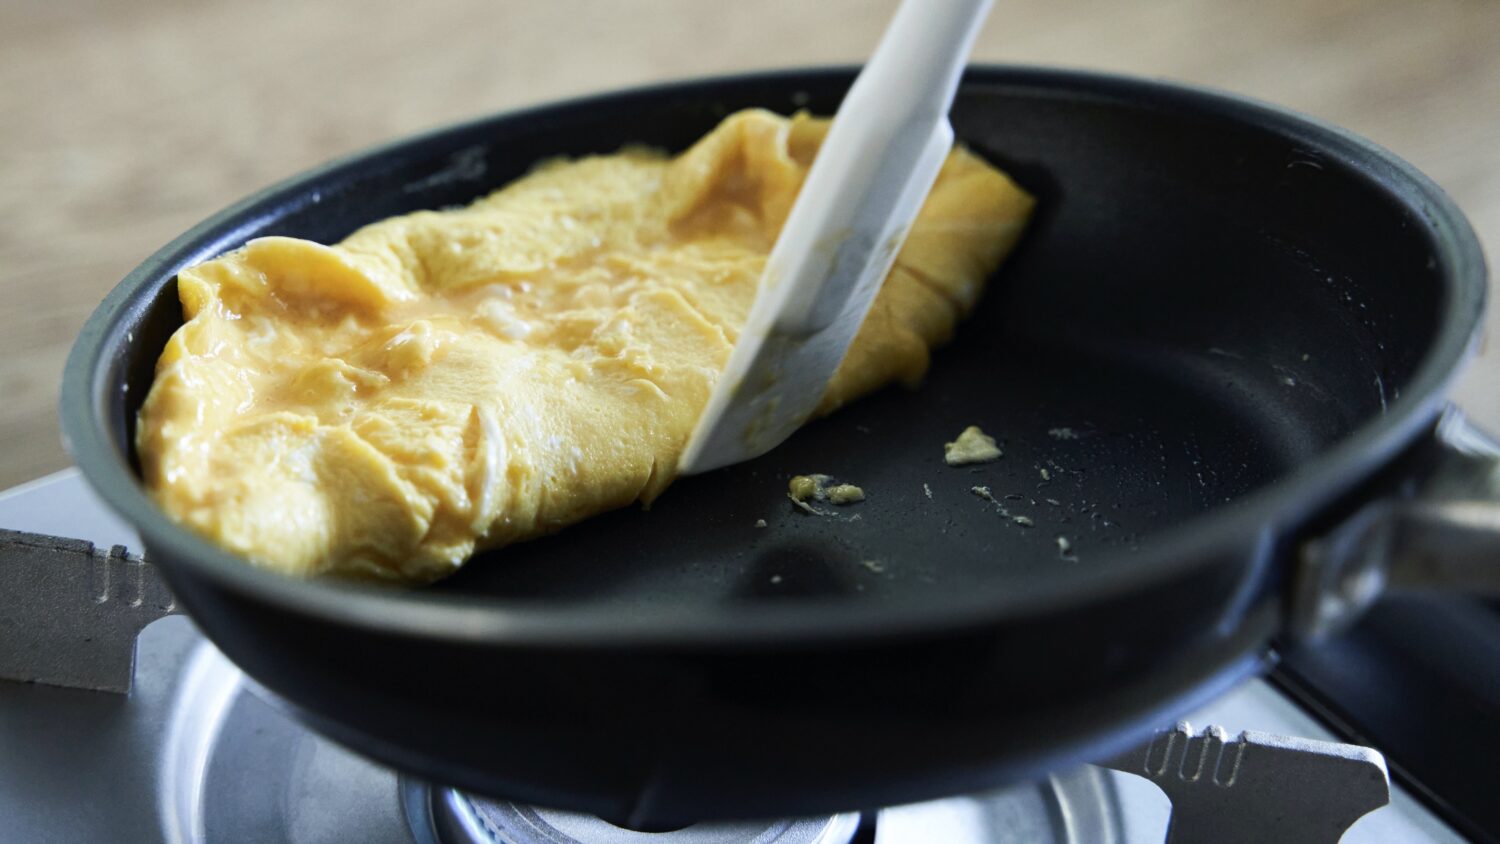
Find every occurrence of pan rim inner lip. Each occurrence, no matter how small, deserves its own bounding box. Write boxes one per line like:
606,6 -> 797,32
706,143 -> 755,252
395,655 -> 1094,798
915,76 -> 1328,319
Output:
60,64 -> 1489,648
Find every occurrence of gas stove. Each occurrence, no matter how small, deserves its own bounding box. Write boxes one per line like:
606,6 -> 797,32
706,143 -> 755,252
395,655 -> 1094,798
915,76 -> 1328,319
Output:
0,471 -> 1475,843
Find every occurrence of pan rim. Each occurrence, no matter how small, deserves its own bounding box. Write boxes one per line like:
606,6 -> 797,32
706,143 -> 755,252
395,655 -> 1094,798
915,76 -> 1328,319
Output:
60,64 -> 1488,647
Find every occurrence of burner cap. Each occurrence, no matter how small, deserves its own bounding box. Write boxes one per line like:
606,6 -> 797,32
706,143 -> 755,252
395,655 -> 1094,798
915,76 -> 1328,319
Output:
406,784 -> 861,844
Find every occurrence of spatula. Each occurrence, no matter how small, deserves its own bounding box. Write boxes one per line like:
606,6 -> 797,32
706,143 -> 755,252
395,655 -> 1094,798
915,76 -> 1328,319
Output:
678,0 -> 994,474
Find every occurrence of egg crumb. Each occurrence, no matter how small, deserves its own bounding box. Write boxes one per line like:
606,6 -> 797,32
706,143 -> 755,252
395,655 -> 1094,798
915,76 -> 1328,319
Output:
944,426 -> 1002,466
827,484 -> 865,504
788,474 -> 865,507
788,475 -> 823,502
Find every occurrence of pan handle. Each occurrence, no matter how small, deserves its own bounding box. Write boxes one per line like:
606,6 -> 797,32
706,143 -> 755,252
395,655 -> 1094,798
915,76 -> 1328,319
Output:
1292,405 -> 1500,640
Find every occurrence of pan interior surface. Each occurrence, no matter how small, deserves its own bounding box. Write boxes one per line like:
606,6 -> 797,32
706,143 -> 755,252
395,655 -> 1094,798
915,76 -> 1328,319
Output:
441,319 -> 1298,605
103,69 -> 1451,612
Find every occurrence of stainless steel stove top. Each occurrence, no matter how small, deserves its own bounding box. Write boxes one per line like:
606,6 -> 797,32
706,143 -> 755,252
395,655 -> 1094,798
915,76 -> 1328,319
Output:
0,471 -> 1469,843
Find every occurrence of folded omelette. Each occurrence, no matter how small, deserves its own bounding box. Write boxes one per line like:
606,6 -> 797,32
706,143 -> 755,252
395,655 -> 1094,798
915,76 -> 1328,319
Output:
137,109 -> 1033,582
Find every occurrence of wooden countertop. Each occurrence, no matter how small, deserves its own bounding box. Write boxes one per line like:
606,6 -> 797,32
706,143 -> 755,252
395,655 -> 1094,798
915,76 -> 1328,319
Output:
3,0 -> 1496,488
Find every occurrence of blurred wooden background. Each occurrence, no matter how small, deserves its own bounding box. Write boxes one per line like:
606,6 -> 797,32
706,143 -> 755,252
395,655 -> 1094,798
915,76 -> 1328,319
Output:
3,0 -> 1497,489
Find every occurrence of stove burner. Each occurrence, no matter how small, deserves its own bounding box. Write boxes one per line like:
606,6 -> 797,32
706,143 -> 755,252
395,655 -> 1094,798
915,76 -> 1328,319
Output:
161,634 -> 1123,844
400,767 -> 1126,844
402,782 -> 861,844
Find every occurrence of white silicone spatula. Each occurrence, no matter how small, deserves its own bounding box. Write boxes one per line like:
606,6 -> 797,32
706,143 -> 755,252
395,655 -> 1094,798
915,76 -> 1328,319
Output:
678,0 -> 994,475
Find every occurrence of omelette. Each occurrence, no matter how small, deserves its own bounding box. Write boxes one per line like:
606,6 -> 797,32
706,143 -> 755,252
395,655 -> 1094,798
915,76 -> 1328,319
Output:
137,109 -> 1033,582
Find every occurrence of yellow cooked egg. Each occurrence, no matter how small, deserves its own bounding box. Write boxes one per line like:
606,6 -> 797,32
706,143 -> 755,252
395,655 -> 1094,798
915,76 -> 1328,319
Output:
137,109 -> 1033,582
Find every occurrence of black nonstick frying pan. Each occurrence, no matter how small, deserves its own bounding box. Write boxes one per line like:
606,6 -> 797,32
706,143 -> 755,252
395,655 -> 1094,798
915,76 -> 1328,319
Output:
61,66 -> 1495,827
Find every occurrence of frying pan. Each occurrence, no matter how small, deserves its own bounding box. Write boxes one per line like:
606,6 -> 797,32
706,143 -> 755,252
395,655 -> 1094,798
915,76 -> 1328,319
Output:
60,66 -> 1495,827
